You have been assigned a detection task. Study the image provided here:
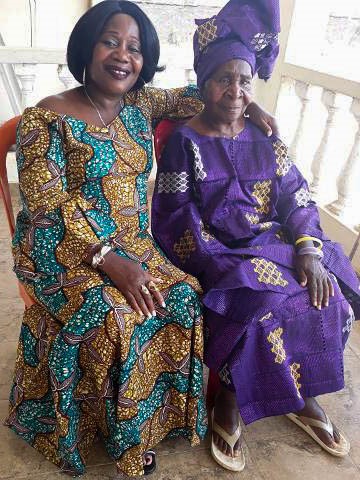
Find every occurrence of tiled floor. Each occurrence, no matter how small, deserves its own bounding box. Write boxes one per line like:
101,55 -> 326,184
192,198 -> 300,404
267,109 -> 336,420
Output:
1,187 -> 359,479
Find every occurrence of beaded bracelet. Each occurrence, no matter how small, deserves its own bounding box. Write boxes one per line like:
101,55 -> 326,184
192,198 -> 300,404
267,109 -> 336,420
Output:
295,236 -> 323,250
92,244 -> 112,268
297,246 -> 324,260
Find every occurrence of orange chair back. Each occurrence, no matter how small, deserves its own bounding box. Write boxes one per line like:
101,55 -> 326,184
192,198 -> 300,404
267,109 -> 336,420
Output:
0,116 -> 20,237
0,115 -> 35,307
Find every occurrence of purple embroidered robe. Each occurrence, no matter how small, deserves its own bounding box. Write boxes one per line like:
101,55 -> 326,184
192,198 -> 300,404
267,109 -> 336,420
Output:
152,121 -> 360,423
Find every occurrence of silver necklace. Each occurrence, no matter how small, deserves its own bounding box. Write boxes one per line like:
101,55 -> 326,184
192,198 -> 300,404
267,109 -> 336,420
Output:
83,86 -> 122,128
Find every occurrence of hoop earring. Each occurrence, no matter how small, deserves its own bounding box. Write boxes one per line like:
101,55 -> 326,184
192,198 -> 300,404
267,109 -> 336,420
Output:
82,66 -> 86,86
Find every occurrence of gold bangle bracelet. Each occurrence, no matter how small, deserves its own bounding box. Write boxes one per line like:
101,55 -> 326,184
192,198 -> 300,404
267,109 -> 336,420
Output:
294,236 -> 323,250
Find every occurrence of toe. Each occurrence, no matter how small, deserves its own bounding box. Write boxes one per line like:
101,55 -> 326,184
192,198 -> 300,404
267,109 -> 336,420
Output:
234,448 -> 242,458
215,435 -> 222,450
311,426 -> 336,448
225,443 -> 231,457
332,424 -> 341,444
233,438 -> 242,456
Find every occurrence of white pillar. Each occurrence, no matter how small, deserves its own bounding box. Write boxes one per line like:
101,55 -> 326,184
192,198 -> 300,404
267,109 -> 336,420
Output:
57,64 -> 78,90
289,81 -> 310,165
184,68 -> 196,86
14,63 -> 37,109
328,98 -> 360,224
310,90 -> 341,198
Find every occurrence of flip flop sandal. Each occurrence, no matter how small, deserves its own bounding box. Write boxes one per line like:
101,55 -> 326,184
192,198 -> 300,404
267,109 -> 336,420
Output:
286,412 -> 350,457
211,409 -> 245,472
143,450 -> 156,476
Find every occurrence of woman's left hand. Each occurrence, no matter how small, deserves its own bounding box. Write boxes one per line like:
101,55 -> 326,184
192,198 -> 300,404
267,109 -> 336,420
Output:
295,254 -> 334,309
245,98 -> 279,137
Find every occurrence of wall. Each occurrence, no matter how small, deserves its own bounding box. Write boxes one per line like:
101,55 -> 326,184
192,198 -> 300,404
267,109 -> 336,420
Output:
253,0 -> 296,114
142,0 -> 225,87
0,0 -> 88,48
1,0 -> 89,181
0,0 -> 89,121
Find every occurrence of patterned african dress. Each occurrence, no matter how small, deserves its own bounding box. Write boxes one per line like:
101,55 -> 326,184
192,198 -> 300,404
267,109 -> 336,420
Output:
5,86 -> 207,477
152,121 -> 360,425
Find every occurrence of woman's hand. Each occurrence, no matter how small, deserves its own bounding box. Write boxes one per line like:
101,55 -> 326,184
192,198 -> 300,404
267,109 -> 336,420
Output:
295,254 -> 334,309
245,98 -> 279,137
100,252 -> 164,318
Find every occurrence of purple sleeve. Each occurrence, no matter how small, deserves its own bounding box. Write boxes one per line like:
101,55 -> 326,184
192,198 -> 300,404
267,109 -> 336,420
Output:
276,151 -> 325,242
151,131 -> 224,276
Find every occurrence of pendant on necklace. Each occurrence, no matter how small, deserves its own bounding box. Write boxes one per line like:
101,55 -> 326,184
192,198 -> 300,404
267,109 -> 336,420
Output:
108,125 -> 118,140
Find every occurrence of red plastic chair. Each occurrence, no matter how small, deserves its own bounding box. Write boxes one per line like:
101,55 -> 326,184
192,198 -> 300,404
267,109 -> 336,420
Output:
153,119 -> 220,408
0,115 -> 35,308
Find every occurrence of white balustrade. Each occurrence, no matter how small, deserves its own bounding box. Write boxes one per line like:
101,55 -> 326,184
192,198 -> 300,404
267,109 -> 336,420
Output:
310,90 -> 341,197
0,47 -> 75,115
328,98 -> 360,223
57,64 -> 78,91
14,64 -> 37,109
184,68 -> 196,86
289,81 -> 310,164
278,72 -> 360,236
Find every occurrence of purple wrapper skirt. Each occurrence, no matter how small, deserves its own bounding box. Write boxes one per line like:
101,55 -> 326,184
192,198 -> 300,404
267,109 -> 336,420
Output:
204,272 -> 354,425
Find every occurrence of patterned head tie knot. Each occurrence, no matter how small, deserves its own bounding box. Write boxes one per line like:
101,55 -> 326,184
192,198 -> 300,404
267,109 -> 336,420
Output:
193,0 -> 280,87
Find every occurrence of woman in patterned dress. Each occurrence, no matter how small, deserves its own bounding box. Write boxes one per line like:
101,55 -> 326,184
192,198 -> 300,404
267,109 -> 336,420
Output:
152,0 -> 360,473
4,1 -> 278,476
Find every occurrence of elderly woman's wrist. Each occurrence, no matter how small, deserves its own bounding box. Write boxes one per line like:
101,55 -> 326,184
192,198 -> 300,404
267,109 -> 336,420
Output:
297,246 -> 324,260
295,235 -> 323,250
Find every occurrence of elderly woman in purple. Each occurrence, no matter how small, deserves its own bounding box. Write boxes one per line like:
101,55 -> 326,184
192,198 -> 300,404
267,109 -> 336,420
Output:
152,0 -> 360,472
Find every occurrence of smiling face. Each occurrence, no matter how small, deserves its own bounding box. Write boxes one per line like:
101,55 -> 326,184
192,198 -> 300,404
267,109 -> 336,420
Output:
88,13 -> 144,97
202,59 -> 253,125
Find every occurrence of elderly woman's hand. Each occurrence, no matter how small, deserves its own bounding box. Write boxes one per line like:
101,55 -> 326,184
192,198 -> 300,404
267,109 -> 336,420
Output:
295,254 -> 334,309
100,252 -> 164,319
245,98 -> 279,137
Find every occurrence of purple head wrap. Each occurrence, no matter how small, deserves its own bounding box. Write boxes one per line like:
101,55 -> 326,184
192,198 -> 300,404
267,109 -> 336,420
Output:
193,0 -> 280,88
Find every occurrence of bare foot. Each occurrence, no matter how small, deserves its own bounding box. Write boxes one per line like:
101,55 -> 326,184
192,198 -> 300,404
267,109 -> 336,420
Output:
213,385 -> 242,457
296,397 -> 341,448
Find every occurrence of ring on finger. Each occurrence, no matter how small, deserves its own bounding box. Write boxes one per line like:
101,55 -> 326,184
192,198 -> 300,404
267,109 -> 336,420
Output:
148,281 -> 160,292
140,284 -> 151,295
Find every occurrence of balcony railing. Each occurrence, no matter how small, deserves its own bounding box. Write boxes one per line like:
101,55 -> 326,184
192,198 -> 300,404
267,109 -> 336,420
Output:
276,64 -> 360,236
0,47 -> 78,112
1,47 -> 359,269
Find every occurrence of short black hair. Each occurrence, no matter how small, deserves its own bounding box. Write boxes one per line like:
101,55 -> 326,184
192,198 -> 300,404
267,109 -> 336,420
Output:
67,0 -> 164,90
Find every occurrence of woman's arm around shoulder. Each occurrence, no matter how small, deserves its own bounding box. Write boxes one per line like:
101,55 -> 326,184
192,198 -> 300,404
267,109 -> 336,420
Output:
142,84 -> 280,136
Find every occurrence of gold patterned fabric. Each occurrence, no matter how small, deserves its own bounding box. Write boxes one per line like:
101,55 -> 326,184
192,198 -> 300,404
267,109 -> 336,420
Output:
289,362 -> 302,398
197,18 -> 218,51
245,213 -> 260,225
251,258 -> 289,288
267,327 -> 286,364
252,180 -> 272,215
174,230 -> 197,264
6,85 -> 206,477
273,139 -> 293,177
